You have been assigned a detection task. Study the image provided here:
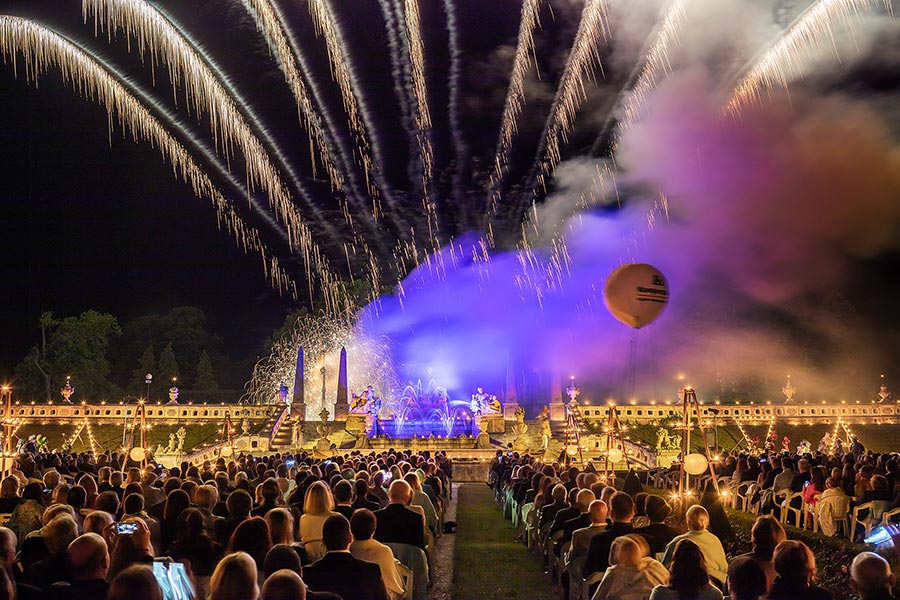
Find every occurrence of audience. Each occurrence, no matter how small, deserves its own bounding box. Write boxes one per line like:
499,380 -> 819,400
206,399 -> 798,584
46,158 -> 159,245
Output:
592,534 -> 668,600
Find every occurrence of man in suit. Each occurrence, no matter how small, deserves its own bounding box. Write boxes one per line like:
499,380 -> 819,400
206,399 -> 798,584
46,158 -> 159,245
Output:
548,487 -> 581,540
560,489 -> 595,546
570,500 -> 608,562
303,514 -> 389,600
373,480 -> 426,550
332,480 -> 356,520
538,484 -> 569,531
584,492 -> 636,577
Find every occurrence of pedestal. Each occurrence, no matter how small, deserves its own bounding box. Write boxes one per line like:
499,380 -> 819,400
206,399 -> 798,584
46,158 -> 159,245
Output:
345,413 -> 368,435
333,401 -> 349,422
483,414 -> 506,434
290,402 -> 307,421
549,401 -> 566,422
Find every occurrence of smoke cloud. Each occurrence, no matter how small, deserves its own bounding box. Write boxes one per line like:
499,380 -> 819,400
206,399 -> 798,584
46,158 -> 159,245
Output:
359,1 -> 900,407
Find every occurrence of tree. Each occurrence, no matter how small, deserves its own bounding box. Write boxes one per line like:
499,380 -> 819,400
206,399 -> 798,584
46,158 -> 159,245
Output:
131,346 -> 156,394
194,351 -> 218,391
14,311 -> 120,400
157,342 -> 180,386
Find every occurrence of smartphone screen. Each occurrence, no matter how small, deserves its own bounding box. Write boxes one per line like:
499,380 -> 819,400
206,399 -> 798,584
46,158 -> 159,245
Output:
116,522 -> 138,535
152,560 -> 196,600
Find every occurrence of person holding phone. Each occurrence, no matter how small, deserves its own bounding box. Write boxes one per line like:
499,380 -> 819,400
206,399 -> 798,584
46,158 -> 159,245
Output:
108,518 -> 155,581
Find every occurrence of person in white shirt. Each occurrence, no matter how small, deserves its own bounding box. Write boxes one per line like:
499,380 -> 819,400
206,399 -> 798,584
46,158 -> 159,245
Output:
349,509 -> 405,599
661,505 -> 728,587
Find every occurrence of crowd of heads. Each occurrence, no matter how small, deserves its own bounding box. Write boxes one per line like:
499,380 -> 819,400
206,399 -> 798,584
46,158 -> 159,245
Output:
494,444 -> 900,600
0,446 -> 452,599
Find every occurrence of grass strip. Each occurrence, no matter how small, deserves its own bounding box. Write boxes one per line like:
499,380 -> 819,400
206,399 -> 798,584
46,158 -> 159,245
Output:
452,483 -> 556,600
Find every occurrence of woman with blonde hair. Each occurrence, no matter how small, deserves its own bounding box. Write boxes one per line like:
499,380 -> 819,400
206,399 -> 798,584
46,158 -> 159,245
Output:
404,472 -> 438,533
210,551 -> 259,600
592,534 -> 668,600
298,481 -> 337,561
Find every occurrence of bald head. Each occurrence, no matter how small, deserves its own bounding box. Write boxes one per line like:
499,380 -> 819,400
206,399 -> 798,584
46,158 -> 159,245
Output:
588,500 -> 608,525
851,552 -> 895,597
68,533 -> 109,581
388,479 -> 412,505
260,569 -> 307,600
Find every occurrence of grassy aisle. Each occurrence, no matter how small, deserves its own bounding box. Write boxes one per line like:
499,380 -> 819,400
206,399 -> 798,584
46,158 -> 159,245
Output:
451,484 -> 556,600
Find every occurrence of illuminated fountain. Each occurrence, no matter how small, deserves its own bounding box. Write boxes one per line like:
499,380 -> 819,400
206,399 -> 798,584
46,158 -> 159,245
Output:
379,380 -> 476,439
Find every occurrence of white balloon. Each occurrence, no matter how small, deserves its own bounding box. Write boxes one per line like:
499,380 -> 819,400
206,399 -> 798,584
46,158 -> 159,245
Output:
684,453 -> 709,475
220,445 -> 234,458
129,447 -> 146,462
607,447 -> 624,463
566,444 -> 579,457
603,263 -> 669,329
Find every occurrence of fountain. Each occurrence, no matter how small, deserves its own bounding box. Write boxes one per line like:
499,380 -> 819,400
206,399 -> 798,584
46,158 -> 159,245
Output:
377,380 -> 476,439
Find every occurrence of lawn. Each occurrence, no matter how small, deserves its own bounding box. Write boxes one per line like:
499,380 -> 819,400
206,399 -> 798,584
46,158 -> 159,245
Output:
12,423 -> 222,454
453,484 -> 556,600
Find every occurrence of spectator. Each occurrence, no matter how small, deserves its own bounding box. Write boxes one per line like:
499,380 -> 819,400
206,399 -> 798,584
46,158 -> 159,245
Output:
160,489 -> 191,551
815,478 -> 850,537
850,552 -> 895,600
9,482 -> 45,543
261,568 -> 342,600
726,516 -> 784,590
299,481 -> 338,561
168,507 -> 223,578
592,534 -> 667,600
570,499 -> 608,563
332,480 -> 355,520
210,551 -> 259,600
637,496 -> 681,556
404,472 -> 438,532
52,532 -> 111,600
108,518 -> 154,581
649,539 -> 723,600
727,556 -> 768,600
803,467 -> 827,506
25,514 -> 78,590
374,480 -> 426,550
251,478 -> 282,517
661,506 -> 728,588
349,509 -> 404,599
584,492 -> 637,577
0,477 -> 21,513
227,516 -> 272,575
303,514 -> 388,600
768,540 -> 832,600
216,488 -> 253,546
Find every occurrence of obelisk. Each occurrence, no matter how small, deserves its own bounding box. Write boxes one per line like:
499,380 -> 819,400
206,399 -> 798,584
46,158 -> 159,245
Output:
291,347 -> 306,421
334,346 -> 349,421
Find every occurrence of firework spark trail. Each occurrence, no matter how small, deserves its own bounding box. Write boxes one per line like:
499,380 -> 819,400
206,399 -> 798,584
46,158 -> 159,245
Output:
725,0 -> 886,114
521,0 -> 610,229
485,0 -> 542,227
82,0 -> 347,243
614,0 -> 686,147
376,0 -> 418,175
306,0 -> 386,204
0,16 -> 310,299
441,0 -> 469,213
402,0 -> 443,262
242,312 -> 397,413
241,2 -> 383,227
79,0 -> 322,262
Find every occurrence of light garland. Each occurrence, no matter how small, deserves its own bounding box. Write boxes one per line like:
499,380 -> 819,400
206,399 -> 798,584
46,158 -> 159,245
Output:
83,419 -> 100,454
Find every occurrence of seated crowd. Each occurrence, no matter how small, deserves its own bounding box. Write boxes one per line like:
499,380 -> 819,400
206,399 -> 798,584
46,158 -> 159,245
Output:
0,447 -> 452,599
493,442 -> 900,600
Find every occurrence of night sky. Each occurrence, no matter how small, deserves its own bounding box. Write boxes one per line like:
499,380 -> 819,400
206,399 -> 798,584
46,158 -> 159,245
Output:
1,0 -> 899,400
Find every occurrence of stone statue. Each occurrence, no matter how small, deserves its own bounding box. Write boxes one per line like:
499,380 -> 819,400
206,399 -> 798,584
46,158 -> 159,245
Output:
536,405 -> 551,450
175,427 -> 187,453
655,428 -> 678,452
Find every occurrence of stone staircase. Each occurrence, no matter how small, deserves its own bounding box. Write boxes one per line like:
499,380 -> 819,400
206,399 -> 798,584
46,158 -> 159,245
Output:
263,405 -> 293,450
